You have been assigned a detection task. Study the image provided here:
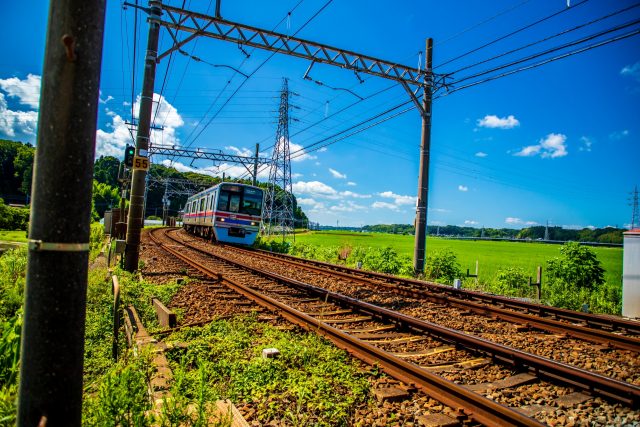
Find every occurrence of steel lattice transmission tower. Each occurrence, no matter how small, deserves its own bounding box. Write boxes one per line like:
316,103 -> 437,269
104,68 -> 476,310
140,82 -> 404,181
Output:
264,78 -> 295,240
630,185 -> 639,229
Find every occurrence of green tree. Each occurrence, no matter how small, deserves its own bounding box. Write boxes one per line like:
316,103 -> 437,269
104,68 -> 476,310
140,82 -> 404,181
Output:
92,180 -> 120,220
425,249 -> 463,284
546,241 -> 605,291
13,143 -> 35,196
93,156 -> 121,188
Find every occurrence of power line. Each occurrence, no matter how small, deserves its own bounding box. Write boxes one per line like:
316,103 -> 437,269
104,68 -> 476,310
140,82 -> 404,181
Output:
452,18 -> 640,86
450,2 -> 640,75
436,0 -> 533,46
434,0 -> 590,69
179,0 -> 309,149
445,27 -> 640,95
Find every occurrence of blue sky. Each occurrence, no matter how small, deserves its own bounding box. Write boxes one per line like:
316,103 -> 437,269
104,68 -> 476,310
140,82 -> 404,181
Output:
1,0 -> 639,228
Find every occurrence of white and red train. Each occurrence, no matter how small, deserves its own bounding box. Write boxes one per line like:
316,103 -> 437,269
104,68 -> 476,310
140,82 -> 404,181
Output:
182,182 -> 264,245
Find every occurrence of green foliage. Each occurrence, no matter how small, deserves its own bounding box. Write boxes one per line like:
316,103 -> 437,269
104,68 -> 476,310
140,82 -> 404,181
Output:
0,249 -> 25,426
0,139 -> 31,198
546,242 -> 605,291
488,267 -> 531,297
425,249 -> 463,284
89,222 -> 104,261
361,247 -> 412,275
0,199 -> 29,231
254,237 -> 291,254
0,249 -> 27,322
146,215 -> 162,221
83,352 -> 154,427
164,317 -> 371,425
93,156 -> 121,188
92,180 -> 120,220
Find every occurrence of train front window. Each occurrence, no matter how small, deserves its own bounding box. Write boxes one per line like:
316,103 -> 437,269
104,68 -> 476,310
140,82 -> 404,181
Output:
229,194 -> 241,212
241,188 -> 263,216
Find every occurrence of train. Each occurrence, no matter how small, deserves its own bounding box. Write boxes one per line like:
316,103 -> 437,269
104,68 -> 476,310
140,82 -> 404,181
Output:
182,182 -> 264,245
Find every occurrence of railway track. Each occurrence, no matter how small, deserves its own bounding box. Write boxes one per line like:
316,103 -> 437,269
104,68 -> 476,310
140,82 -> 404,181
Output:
146,228 -> 640,426
223,243 -> 640,347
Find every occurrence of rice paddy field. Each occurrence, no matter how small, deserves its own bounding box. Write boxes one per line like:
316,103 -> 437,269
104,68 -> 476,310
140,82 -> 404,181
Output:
285,231 -> 623,286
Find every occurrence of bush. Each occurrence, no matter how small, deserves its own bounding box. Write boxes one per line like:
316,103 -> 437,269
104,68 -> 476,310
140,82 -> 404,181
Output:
0,249 -> 27,322
546,242 -> 604,291
0,199 -> 29,231
425,249 -> 462,284
361,247 -> 413,276
489,267 -> 531,298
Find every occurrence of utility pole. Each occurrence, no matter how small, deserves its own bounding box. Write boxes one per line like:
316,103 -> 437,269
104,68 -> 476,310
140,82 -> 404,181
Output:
18,0 -> 106,425
253,143 -> 260,185
413,38 -> 433,274
124,0 -> 162,271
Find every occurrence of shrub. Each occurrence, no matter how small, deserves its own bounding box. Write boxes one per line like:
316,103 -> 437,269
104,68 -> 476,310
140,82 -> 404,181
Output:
0,199 -> 29,231
361,247 -> 412,276
546,242 -> 604,291
489,267 -> 531,297
425,249 -> 462,284
0,249 -> 27,322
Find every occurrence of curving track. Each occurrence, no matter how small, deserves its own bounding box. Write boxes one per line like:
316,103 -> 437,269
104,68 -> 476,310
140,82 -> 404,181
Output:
146,228 -> 640,426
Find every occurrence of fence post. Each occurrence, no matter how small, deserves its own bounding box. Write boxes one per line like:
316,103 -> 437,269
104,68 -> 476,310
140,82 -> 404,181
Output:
529,266 -> 542,300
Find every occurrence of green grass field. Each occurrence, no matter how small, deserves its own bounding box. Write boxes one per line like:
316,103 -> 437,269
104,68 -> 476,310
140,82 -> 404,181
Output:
285,231 -> 623,286
0,230 -> 28,244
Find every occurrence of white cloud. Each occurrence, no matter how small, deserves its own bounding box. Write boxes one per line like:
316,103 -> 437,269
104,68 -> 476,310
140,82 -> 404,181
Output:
330,201 -> 367,212
505,217 -> 538,226
96,92 -> 184,158
464,220 -> 479,225
99,94 -> 114,104
372,201 -> 398,210
621,61 -> 640,81
477,114 -> 520,129
225,145 -> 253,157
329,168 -> 346,179
346,181 -> 356,186
609,130 -> 629,140
378,191 -> 416,206
514,133 -> 567,159
297,198 -> 318,206
579,136 -> 592,152
475,151 -> 488,158
0,92 -> 38,137
458,185 -> 468,192
0,74 -> 41,109
289,141 -> 317,162
292,172 -> 303,179
292,181 -> 338,198
340,190 -> 370,199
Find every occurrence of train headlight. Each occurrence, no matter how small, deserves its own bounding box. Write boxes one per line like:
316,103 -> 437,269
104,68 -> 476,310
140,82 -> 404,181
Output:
251,222 -> 257,226
218,217 -> 225,222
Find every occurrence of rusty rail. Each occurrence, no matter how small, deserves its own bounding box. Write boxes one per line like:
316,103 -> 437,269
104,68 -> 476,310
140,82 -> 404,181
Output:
150,229 -> 543,427
225,245 -> 640,350
158,230 -> 640,408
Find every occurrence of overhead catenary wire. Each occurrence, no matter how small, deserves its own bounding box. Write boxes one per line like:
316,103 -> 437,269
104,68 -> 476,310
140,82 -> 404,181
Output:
449,2 -> 640,75
178,0 -> 308,149
181,0 -> 333,149
434,0 -> 591,69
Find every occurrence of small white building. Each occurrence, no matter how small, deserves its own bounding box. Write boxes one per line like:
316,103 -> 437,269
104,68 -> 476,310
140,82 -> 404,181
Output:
623,229 -> 640,318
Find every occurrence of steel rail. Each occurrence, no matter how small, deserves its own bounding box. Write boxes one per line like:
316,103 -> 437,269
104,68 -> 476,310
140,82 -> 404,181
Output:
240,245 -> 640,336
149,228 -> 544,426
160,231 -> 640,407
222,245 -> 640,352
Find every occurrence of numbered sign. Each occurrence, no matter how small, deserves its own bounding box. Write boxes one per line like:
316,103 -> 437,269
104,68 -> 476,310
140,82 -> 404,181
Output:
133,156 -> 150,171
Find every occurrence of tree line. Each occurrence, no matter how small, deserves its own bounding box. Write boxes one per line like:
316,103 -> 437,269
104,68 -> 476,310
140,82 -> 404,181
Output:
0,139 -> 308,229
362,223 -> 625,244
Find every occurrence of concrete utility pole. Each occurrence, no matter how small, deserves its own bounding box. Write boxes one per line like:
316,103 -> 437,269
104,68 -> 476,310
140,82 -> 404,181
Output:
124,1 -> 162,271
18,0 -> 106,425
413,38 -> 433,274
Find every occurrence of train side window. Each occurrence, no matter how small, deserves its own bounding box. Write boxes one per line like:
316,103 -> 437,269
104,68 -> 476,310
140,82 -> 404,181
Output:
200,198 -> 205,212
209,195 -> 214,210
